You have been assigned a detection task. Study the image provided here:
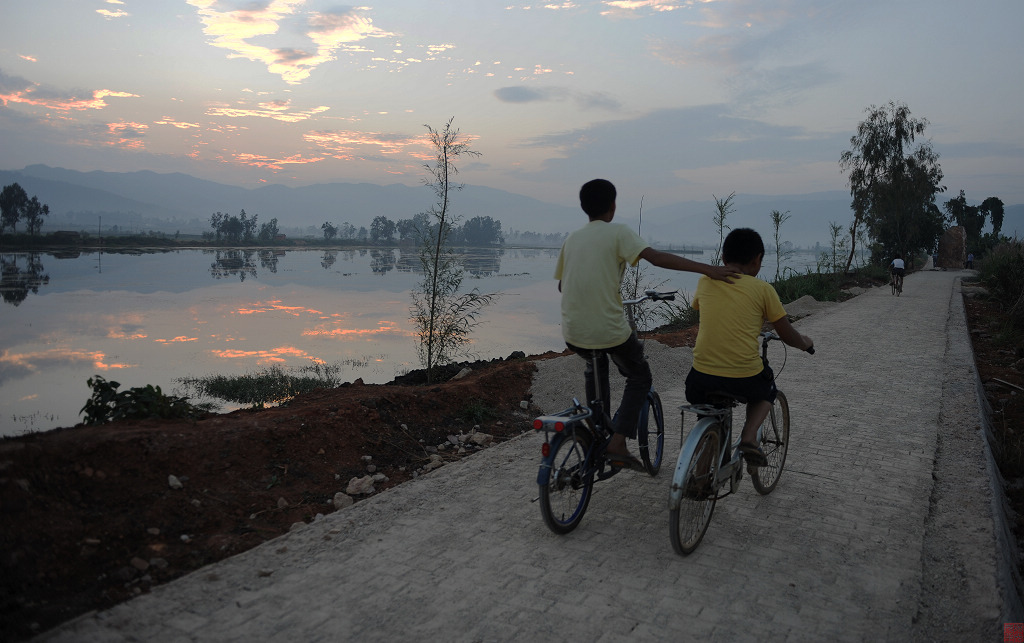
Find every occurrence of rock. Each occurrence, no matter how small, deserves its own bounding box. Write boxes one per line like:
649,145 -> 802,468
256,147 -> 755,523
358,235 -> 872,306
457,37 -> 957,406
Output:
366,464 -> 377,473
333,492 -> 354,510
372,473 -> 388,483
289,522 -> 305,532
422,454 -> 444,472
167,475 -> 183,490
520,400 -> 530,409
452,367 -> 472,380
469,432 -> 494,446
346,475 -> 376,495
277,497 -> 289,509
130,557 -> 149,571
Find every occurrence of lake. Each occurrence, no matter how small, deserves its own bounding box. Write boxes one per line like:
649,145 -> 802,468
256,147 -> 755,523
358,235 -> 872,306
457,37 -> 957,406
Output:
0,246 -> 828,437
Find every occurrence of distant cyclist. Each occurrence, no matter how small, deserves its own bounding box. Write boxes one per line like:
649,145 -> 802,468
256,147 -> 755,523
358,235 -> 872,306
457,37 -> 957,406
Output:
890,254 -> 906,280
890,254 -> 906,294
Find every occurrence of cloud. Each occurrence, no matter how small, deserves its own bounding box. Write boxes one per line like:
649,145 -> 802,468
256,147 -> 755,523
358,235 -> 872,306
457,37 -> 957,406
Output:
232,152 -> 325,170
601,0 -> 686,15
106,121 -> 149,149
303,129 -> 429,161
0,70 -> 138,112
494,85 -> 621,111
511,104 -> 847,195
186,1 -> 393,84
205,99 -> 330,123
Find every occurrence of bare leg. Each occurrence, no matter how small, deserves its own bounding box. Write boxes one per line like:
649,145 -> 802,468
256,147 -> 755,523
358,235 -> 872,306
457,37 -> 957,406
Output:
741,401 -> 772,445
606,432 -> 630,456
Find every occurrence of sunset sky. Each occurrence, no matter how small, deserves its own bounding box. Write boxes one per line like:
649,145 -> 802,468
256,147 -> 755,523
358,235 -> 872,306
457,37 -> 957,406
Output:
2,0 -> 1022,208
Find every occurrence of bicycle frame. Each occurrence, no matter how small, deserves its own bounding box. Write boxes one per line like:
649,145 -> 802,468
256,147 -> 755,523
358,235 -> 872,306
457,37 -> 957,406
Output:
668,403 -> 755,510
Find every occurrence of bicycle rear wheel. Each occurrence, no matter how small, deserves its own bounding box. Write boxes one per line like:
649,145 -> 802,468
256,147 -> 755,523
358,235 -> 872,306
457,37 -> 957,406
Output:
637,390 -> 665,476
669,424 -> 721,555
750,390 -> 790,494
539,430 -> 594,534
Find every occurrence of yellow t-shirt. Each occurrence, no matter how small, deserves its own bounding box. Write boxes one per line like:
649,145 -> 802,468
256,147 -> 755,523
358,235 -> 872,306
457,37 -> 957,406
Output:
691,274 -> 787,378
554,220 -> 649,349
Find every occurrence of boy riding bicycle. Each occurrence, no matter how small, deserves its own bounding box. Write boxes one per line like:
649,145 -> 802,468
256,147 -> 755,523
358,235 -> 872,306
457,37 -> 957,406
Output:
684,228 -> 813,466
555,179 -> 739,471
890,254 -> 906,281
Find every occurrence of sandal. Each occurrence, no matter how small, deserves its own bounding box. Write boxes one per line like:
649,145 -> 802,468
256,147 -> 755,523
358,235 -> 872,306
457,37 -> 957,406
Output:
606,452 -> 645,472
739,442 -> 768,467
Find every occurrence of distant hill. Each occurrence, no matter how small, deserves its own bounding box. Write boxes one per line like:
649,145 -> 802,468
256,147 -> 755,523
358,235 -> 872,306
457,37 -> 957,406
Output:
1,165 -> 1020,247
0,165 -> 580,238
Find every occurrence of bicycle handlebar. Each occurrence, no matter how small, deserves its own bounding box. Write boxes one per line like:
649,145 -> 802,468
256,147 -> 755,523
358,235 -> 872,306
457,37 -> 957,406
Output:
760,331 -> 815,355
622,289 -> 677,306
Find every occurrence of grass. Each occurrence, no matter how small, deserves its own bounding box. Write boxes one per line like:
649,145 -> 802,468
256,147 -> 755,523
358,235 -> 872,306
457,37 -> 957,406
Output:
176,360 -> 361,408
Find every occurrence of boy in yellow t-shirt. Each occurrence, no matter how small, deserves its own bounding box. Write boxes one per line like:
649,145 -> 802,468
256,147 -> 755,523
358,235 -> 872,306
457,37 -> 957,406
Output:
686,228 -> 814,465
555,179 -> 739,470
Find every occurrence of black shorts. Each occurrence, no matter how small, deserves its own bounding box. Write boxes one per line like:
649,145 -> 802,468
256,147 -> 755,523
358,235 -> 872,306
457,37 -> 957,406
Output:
891,267 -> 905,277
685,366 -> 777,405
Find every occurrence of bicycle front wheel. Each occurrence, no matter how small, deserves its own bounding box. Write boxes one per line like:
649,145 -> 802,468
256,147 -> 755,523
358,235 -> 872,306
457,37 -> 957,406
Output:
750,390 -> 790,494
669,424 -> 721,555
539,430 -> 594,534
637,390 -> 665,476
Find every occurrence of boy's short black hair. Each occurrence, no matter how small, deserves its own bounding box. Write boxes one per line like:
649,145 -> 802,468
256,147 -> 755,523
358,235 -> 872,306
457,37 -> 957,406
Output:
579,179 -> 616,218
722,228 -> 765,265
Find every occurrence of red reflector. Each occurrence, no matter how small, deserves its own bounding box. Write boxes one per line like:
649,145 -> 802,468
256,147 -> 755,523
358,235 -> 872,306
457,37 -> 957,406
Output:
554,421 -> 565,432
541,443 -> 550,457
533,419 -> 543,430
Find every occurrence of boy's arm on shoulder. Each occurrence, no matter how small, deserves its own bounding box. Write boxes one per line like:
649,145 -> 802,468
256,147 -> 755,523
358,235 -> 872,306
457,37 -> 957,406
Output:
770,315 -> 813,352
638,247 -> 740,282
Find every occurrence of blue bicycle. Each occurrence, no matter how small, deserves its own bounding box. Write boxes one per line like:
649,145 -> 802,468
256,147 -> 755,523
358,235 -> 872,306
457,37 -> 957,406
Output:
533,291 -> 673,534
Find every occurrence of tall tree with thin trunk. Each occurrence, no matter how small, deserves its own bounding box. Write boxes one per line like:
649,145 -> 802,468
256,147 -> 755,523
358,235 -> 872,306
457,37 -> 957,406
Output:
410,118 -> 496,383
839,101 -> 944,270
711,192 -> 735,266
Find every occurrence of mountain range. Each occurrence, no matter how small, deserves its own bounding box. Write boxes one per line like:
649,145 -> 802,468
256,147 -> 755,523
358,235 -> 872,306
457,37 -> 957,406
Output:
2,165 -> 1020,248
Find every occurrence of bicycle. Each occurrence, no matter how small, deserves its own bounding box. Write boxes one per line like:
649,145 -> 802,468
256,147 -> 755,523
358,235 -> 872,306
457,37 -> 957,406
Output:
533,290 -> 675,534
668,331 -> 813,555
891,270 -> 903,296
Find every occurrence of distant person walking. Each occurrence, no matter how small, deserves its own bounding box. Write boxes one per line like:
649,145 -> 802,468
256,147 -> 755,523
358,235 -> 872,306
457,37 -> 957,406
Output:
966,253 -> 975,269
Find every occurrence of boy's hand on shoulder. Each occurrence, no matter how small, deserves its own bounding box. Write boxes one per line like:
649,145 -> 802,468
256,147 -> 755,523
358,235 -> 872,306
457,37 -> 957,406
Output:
705,265 -> 742,283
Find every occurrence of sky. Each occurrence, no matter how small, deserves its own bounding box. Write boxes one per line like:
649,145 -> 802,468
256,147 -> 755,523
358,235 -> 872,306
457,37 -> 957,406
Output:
1,0 -> 1022,210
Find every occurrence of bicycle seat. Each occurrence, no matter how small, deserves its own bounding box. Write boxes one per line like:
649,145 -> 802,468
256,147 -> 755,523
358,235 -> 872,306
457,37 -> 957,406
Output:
704,391 -> 745,407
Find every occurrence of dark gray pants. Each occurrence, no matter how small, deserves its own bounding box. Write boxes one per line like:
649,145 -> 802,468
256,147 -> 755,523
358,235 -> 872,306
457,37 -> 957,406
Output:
567,333 -> 652,439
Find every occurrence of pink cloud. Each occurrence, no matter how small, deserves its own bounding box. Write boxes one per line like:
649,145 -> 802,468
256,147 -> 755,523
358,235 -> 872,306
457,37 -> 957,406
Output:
186,1 -> 393,84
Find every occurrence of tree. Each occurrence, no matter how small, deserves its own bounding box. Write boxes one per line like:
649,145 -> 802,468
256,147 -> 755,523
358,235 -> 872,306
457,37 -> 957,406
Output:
370,215 -> 396,243
944,190 -> 985,250
24,196 -> 49,237
839,101 -> 944,270
322,221 -> 338,240
710,192 -> 735,265
209,212 -> 226,242
980,197 -> 1005,239
257,217 -> 280,242
239,209 -> 258,243
769,209 -> 792,282
461,216 -> 504,246
1,183 -> 29,235
410,117 -> 496,383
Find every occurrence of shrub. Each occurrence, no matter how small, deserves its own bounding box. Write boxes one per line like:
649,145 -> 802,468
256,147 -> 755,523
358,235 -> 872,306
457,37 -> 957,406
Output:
80,376 -> 203,425
979,239 -> 1024,331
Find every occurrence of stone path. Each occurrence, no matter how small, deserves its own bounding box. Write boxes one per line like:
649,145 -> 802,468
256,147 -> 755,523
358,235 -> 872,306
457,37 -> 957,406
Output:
37,269 -> 1008,642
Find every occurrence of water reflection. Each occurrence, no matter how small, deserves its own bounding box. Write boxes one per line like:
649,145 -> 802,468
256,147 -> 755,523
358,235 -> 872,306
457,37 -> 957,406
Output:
208,249 -> 282,281
369,249 -> 395,274
463,248 -> 504,276
1,253 -> 50,306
